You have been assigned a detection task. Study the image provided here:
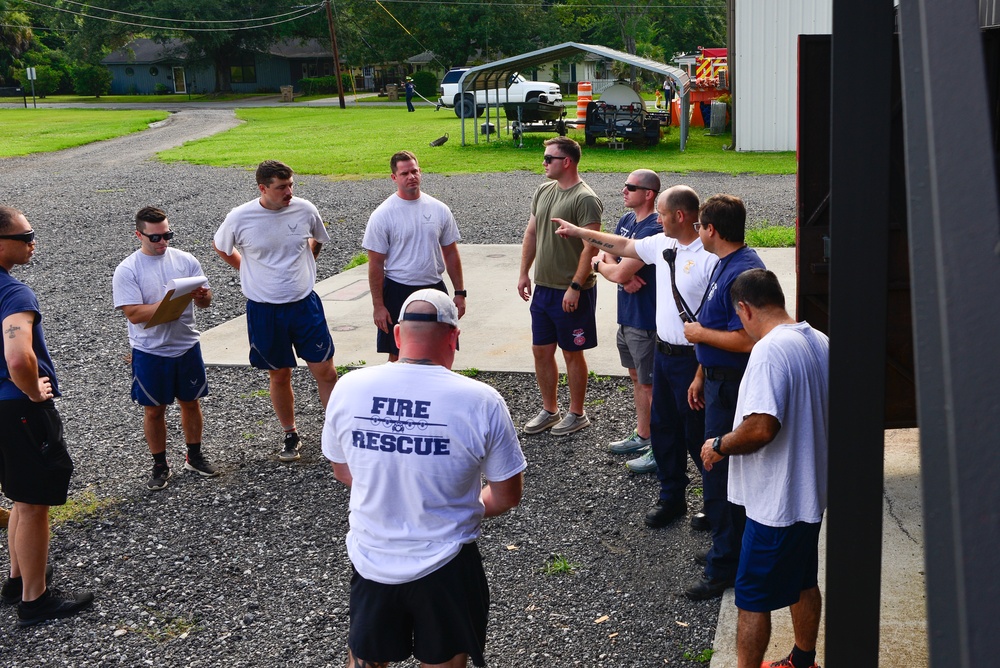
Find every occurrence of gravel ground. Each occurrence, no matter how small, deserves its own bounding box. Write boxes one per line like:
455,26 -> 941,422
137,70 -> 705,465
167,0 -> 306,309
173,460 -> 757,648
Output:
0,110 -> 795,666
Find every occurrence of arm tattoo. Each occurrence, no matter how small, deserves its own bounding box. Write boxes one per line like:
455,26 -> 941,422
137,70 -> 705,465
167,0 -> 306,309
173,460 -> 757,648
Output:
585,236 -> 616,250
5,324 -> 20,339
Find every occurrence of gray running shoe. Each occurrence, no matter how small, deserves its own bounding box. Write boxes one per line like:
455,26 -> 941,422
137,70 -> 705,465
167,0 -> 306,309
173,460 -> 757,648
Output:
608,429 -> 652,454
524,409 -> 562,434
279,431 -> 302,462
550,412 -> 591,436
184,452 -> 220,477
147,463 -> 171,491
626,447 -> 657,473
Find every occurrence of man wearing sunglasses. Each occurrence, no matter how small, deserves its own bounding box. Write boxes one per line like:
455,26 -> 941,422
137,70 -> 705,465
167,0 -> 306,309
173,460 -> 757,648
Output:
113,207 -> 218,491
214,160 -> 339,463
0,206 -> 94,626
518,136 -> 603,436
592,170 -> 661,467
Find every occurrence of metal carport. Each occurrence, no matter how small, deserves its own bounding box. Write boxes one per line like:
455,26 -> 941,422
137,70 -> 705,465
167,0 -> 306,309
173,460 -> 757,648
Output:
454,42 -> 692,150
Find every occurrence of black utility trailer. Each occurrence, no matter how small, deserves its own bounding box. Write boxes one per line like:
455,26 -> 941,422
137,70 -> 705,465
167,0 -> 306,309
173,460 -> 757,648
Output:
584,100 -> 662,147
504,100 -> 569,146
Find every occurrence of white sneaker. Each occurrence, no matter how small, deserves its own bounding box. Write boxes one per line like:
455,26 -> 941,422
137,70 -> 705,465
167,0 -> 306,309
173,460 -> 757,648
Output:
550,412 -> 591,436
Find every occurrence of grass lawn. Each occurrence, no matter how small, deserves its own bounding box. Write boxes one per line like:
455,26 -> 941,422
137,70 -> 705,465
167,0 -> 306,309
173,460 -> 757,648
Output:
157,106 -> 796,178
24,93 -> 272,104
0,108 -> 169,156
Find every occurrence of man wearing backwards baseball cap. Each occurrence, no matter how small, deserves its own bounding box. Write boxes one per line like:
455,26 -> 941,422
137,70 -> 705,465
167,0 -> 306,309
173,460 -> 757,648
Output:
322,290 -> 526,668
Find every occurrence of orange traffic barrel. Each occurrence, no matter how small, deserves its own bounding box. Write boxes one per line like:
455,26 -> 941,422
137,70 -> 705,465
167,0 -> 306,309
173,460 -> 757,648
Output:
577,81 -> 592,120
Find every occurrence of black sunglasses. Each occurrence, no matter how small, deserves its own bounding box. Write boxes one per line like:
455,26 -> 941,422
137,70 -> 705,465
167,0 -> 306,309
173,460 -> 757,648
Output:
543,154 -> 567,164
0,230 -> 35,243
139,231 -> 175,243
624,183 -> 657,193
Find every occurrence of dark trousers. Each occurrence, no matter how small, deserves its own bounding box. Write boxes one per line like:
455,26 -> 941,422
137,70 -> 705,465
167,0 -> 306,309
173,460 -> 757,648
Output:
649,351 -> 704,504
702,374 -> 748,581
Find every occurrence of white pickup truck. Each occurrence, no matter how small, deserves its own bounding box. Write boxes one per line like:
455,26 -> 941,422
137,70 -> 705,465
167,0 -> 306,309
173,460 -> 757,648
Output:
437,68 -> 563,118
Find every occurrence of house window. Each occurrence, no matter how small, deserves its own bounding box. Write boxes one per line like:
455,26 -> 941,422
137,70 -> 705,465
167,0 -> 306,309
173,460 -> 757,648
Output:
125,67 -> 134,76
230,54 -> 257,84
149,67 -> 159,76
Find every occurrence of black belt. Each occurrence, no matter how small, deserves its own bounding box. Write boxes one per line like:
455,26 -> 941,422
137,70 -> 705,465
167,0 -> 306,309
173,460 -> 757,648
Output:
704,366 -> 743,381
656,338 -> 695,356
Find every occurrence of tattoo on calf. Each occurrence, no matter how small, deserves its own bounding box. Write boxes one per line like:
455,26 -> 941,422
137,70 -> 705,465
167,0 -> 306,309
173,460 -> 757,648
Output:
4,324 -> 20,339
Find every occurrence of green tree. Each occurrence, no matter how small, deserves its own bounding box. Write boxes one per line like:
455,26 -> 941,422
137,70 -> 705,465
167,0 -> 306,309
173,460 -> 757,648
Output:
0,9 -> 32,85
22,64 -> 61,96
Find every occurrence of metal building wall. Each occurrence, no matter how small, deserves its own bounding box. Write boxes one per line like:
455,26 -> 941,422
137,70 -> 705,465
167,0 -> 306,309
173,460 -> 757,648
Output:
734,0 -> 832,151
983,0 -> 1000,27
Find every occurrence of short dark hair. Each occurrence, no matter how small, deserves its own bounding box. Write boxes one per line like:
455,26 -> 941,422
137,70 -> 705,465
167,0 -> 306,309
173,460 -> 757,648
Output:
390,150 -> 418,174
135,206 -> 167,232
700,194 -> 746,243
0,206 -> 22,234
730,268 -> 785,310
543,136 -> 581,163
661,185 -> 699,215
256,160 -> 293,186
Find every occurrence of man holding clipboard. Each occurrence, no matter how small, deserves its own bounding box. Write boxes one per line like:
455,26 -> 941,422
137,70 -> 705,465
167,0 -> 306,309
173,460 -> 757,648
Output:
113,207 -> 218,491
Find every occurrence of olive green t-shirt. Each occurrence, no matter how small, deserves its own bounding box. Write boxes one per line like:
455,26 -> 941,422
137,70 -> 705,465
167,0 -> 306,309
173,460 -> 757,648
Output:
531,180 -> 604,289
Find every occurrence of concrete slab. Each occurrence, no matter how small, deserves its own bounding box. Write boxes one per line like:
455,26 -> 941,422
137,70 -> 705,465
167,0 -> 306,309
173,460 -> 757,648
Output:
200,244 -> 796,373
709,428 -> 928,667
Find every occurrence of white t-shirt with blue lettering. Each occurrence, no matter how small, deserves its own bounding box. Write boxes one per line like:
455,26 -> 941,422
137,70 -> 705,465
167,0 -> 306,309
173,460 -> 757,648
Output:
322,362 -> 526,584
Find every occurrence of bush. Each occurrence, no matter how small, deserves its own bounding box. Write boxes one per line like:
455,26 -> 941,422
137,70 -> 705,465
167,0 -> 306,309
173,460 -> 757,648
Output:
20,64 -> 62,97
71,64 -> 112,97
341,72 -> 352,94
412,70 -> 437,98
154,82 -> 170,94
298,76 -> 338,95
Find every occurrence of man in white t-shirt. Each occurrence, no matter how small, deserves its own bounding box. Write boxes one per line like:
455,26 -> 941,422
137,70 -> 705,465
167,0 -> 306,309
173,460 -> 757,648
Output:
214,160 -> 339,463
700,268 -> 829,668
363,150 -> 466,362
554,186 -> 718,529
113,207 -> 218,491
322,289 -> 525,668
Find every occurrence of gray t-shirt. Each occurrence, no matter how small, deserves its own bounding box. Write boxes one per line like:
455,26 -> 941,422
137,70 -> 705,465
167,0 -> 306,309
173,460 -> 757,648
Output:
214,197 -> 329,304
112,247 -> 206,357
362,193 -> 461,286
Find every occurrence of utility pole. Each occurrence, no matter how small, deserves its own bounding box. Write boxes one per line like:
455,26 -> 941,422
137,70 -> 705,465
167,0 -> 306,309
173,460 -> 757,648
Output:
325,0 -> 346,109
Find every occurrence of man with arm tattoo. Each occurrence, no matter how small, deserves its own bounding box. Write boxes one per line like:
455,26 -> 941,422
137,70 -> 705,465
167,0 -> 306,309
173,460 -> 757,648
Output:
0,206 -> 94,626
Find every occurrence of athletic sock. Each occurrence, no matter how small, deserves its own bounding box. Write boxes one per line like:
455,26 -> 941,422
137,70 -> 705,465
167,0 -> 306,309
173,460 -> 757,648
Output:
791,645 -> 816,668
152,451 -> 167,467
186,442 -> 202,457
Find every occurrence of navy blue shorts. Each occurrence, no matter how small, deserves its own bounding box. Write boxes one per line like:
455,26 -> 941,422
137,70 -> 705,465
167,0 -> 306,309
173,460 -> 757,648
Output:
246,292 -> 335,369
529,285 -> 598,351
348,542 -> 488,667
131,343 -> 209,407
0,400 -> 73,506
735,517 -> 822,612
378,278 -> 447,355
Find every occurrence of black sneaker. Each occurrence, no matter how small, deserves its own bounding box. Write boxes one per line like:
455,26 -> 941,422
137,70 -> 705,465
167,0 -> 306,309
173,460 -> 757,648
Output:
17,587 -> 94,627
184,452 -> 220,477
0,563 -> 54,605
278,432 -> 301,462
147,463 -> 171,491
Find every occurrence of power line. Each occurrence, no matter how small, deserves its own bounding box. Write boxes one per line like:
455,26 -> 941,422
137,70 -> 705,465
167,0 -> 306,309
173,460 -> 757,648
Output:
48,0 -> 323,25
17,0 -> 324,32
371,0 -> 725,8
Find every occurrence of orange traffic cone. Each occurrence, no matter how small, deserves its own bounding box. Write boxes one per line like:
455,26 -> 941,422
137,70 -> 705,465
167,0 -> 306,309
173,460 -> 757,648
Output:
671,99 -> 681,127
690,102 -> 706,127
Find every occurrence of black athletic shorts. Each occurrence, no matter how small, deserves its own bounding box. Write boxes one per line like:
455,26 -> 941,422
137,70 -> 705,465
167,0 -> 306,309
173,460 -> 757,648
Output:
377,277 -> 448,355
348,542 -> 489,667
0,399 -> 73,506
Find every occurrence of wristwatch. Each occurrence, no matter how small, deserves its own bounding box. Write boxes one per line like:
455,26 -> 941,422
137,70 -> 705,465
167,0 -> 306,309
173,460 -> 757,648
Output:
712,436 -> 725,457
454,290 -> 467,297
569,281 -> 582,291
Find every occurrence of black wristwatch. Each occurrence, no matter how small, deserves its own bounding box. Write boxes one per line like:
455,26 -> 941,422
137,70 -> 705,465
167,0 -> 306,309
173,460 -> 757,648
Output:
454,290 -> 467,297
712,436 -> 725,457
569,281 -> 582,291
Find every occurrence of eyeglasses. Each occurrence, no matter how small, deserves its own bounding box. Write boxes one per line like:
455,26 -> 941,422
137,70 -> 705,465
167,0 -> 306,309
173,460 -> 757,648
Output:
543,154 -> 567,164
139,231 -> 175,243
0,230 -> 35,243
693,222 -> 709,230
624,183 -> 657,193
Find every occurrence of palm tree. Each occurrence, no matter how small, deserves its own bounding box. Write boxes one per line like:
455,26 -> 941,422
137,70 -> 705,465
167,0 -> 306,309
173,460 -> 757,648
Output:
0,10 -> 33,85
